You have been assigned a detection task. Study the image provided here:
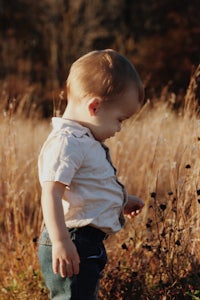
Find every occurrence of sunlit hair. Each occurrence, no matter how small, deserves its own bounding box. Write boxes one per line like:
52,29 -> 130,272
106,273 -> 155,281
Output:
66,49 -> 144,103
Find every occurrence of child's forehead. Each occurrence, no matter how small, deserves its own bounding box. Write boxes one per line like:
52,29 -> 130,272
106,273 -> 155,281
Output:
114,86 -> 140,111
116,85 -> 139,101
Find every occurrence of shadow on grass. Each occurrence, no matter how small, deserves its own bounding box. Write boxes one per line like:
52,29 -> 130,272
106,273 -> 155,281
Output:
100,262 -> 200,300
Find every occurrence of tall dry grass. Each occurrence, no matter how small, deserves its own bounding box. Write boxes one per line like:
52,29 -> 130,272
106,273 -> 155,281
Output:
0,66 -> 200,299
104,103 -> 200,299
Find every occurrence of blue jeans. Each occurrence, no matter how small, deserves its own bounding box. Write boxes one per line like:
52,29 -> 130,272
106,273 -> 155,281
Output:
38,227 -> 107,300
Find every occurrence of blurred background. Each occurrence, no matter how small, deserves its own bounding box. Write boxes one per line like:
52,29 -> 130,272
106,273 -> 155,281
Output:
1,0 -> 199,116
1,2 -> 200,298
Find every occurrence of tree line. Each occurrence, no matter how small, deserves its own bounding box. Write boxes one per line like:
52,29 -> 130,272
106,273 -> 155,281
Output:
0,0 -> 199,114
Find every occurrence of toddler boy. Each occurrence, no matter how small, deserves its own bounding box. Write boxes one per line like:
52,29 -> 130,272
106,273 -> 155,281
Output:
38,49 -> 144,300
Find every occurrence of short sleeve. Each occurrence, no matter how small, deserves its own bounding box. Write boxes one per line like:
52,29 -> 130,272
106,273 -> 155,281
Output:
38,134 -> 85,186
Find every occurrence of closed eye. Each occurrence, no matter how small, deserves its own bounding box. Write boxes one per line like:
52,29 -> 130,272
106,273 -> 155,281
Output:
119,117 -> 128,123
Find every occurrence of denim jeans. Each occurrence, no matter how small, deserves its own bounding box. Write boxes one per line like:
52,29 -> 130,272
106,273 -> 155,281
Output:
38,227 -> 107,300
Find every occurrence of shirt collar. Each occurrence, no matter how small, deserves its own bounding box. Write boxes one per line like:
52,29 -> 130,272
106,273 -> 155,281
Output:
51,117 -> 94,138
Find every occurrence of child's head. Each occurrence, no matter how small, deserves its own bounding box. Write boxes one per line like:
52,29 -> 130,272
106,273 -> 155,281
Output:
65,49 -> 144,141
66,49 -> 144,104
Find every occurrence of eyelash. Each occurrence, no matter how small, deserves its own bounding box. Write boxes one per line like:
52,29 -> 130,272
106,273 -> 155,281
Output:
119,118 -> 126,123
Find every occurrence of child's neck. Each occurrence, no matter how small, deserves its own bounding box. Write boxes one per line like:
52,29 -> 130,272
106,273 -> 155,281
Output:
62,103 -> 80,121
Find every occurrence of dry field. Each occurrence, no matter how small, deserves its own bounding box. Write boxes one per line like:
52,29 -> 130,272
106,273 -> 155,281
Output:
0,68 -> 200,299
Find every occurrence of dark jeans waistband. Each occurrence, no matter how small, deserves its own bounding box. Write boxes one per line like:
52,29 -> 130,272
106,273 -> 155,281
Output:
69,226 -> 108,241
39,225 -> 108,245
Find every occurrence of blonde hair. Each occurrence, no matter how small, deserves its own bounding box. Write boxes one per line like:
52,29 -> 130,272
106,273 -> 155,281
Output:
66,49 -> 144,103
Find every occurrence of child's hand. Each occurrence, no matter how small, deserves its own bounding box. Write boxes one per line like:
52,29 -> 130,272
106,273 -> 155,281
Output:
41,181 -> 80,278
124,195 -> 144,218
52,237 -> 80,278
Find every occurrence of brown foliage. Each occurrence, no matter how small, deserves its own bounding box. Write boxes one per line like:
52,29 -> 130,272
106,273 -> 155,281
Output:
1,0 -> 199,106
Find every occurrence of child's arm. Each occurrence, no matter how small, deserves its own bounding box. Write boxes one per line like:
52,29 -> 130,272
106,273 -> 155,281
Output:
124,195 -> 145,218
41,181 -> 80,278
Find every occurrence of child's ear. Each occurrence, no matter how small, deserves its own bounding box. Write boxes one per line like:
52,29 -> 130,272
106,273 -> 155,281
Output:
88,98 -> 102,116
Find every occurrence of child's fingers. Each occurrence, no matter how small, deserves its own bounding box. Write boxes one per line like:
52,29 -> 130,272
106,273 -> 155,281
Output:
128,209 -> 142,218
72,259 -> 80,275
53,256 -> 80,277
62,260 -> 73,278
53,257 -> 59,274
60,258 -> 79,277
59,260 -> 67,277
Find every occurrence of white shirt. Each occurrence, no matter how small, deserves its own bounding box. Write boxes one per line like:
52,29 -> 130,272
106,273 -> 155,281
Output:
38,118 -> 127,234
